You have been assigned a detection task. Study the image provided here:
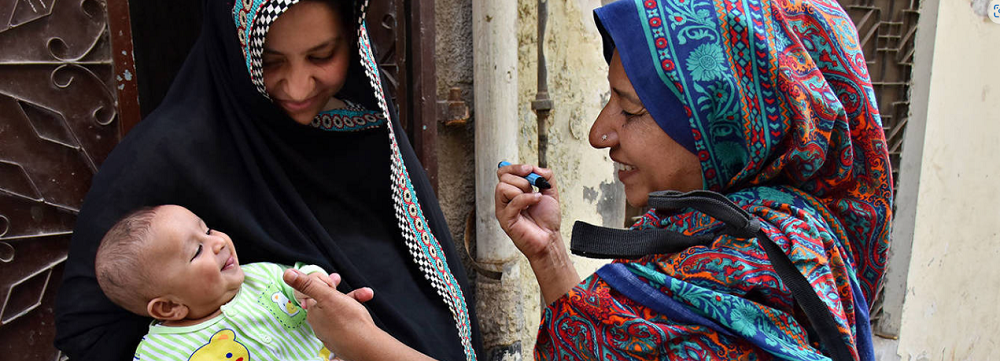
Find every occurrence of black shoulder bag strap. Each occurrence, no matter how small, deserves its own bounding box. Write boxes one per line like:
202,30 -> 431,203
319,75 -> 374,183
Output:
570,190 -> 854,361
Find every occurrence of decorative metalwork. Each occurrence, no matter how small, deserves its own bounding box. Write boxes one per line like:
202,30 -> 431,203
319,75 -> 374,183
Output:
836,0 -> 920,329
0,0 -> 122,358
366,0 -> 406,128
837,0 -> 919,191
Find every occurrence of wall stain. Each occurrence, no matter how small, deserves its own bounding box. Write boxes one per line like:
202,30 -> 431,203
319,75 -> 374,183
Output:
583,180 -> 625,228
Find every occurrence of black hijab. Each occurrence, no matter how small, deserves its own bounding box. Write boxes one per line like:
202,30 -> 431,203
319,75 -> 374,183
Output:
54,0 -> 481,360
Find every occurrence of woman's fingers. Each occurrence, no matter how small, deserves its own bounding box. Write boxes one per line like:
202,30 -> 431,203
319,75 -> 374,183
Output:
495,180 -> 528,206
346,287 -> 375,303
507,192 -> 543,213
499,172 -> 533,193
497,163 -> 534,178
530,166 -> 560,200
495,183 -> 541,225
284,269 -> 329,296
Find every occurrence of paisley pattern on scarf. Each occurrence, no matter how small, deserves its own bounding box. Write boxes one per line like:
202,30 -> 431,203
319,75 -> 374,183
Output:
536,0 -> 892,359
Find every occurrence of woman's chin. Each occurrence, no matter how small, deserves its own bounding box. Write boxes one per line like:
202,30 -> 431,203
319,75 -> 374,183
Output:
287,112 -> 315,125
624,189 -> 648,209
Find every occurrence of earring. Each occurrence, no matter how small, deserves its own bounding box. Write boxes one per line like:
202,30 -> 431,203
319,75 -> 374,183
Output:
601,134 -> 608,141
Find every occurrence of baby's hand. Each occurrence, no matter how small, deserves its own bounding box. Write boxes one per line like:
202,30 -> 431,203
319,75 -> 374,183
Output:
294,272 -> 335,308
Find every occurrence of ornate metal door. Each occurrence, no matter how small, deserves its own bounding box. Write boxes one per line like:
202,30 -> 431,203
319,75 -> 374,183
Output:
0,0 -> 138,359
837,0 -> 919,191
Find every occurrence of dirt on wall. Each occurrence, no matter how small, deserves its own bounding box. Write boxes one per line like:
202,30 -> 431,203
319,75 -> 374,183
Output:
434,0 -> 625,358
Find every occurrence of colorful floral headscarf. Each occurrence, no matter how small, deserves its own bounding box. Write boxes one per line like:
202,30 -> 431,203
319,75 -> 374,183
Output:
598,0 -> 892,301
535,0 -> 893,359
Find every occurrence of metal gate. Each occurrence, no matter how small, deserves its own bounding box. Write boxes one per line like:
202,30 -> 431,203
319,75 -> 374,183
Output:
836,0 -> 920,333
838,0 -> 919,191
0,0 -> 137,359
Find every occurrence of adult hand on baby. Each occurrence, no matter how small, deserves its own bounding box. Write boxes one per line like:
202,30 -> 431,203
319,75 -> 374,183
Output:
494,164 -> 563,262
284,269 -> 434,361
291,272 -> 375,310
292,272 -> 336,309
283,269 -> 375,357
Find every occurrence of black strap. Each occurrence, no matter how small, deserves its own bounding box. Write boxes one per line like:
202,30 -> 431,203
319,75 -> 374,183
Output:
569,190 -> 854,361
570,222 -> 714,259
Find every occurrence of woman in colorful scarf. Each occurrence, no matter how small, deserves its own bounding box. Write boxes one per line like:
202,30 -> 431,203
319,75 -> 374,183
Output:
496,0 -> 892,359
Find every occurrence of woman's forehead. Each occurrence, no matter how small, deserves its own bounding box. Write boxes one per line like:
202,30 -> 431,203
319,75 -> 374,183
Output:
263,2 -> 344,53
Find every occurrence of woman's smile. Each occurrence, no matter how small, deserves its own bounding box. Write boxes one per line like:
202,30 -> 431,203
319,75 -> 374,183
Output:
613,160 -> 638,182
261,1 -> 352,125
590,51 -> 703,206
278,94 -> 320,112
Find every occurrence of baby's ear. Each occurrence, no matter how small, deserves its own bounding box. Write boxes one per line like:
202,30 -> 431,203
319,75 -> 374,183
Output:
147,297 -> 189,321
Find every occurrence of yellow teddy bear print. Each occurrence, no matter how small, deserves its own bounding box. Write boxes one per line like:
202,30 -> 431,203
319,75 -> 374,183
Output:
189,329 -> 250,361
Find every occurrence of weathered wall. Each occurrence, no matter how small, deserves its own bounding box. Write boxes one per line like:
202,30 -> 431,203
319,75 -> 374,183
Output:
435,0 -> 477,304
888,0 -> 1000,359
513,0 -> 624,356
436,0 -> 622,358
515,0 -> 622,274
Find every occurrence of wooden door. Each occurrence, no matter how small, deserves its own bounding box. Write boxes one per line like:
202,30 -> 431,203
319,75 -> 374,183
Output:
367,0 -> 439,190
0,0 -> 139,359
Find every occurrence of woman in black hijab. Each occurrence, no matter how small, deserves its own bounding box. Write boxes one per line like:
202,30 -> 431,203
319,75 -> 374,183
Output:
54,0 -> 481,360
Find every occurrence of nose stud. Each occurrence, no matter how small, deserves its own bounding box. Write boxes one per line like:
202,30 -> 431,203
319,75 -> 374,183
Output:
601,134 -> 608,142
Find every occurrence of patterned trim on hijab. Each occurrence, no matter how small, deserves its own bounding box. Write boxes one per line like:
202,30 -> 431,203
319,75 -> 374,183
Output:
232,0 -> 299,98
310,100 -> 387,131
310,109 -> 386,131
355,4 -> 476,357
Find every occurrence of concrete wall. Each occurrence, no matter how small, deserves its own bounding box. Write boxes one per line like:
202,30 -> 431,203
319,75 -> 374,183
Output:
513,0 -> 623,355
436,0 -> 622,358
885,0 -> 1000,359
515,0 -> 621,277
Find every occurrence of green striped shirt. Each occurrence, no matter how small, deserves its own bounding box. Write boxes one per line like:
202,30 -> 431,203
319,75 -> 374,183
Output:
134,262 -> 336,361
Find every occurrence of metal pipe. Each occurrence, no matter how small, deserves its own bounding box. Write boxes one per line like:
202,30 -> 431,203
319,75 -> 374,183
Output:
472,1 -> 525,359
531,0 -> 553,168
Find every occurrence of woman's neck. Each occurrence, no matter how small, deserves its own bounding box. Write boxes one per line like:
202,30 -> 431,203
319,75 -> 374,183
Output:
322,97 -> 347,112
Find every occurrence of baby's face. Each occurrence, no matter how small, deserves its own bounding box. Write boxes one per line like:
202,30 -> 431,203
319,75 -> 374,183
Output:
145,205 -> 244,319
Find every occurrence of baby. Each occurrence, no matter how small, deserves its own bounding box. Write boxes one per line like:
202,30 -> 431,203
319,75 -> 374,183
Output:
95,204 -> 339,361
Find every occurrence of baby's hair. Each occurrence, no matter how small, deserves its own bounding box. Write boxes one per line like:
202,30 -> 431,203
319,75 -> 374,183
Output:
95,206 -> 161,316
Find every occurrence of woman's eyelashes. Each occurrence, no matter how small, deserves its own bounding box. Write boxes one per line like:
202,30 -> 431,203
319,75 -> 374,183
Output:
620,108 -> 646,123
262,58 -> 282,68
261,52 -> 334,68
309,51 -> 334,63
